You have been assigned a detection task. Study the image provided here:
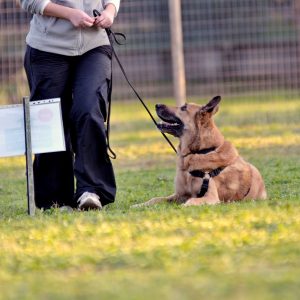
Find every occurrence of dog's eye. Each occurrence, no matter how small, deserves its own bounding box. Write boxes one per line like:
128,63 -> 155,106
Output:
181,104 -> 187,111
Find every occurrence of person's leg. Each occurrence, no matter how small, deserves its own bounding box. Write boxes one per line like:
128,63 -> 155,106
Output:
71,47 -> 116,206
24,46 -> 75,209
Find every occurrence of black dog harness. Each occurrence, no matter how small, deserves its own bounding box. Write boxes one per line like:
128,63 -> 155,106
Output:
189,167 -> 224,197
184,146 -> 225,197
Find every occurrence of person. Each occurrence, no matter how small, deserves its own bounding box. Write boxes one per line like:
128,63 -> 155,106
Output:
19,0 -> 120,210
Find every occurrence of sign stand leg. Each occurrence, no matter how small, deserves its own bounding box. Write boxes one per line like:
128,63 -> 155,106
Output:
23,96 -> 35,216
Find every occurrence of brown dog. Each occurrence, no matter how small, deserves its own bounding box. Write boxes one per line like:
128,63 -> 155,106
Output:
134,96 -> 267,207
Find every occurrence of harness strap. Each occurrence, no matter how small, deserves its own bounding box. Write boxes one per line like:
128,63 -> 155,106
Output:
189,167 -> 224,197
198,178 -> 210,197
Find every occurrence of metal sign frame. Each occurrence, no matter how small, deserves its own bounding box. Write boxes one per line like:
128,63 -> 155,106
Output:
23,97 -> 36,216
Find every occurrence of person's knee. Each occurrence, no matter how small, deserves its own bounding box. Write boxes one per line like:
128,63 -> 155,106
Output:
71,91 -> 103,121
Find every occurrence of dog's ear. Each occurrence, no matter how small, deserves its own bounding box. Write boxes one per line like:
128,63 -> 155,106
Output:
201,96 -> 221,115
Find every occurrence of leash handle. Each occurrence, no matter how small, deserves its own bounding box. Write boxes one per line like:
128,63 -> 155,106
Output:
93,9 -> 178,155
93,10 -> 126,45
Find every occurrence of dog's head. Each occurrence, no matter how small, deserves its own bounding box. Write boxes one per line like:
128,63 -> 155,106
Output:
156,96 -> 223,151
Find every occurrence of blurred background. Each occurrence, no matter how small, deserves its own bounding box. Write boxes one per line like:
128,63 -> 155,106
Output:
0,0 -> 300,103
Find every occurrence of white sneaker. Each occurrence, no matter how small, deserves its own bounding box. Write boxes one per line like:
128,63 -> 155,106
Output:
77,192 -> 102,210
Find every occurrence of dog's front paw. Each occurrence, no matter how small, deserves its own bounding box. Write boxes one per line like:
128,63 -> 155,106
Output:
183,197 -> 220,206
183,198 -> 203,206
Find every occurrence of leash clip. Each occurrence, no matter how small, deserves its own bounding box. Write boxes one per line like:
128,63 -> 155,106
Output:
204,172 -> 210,180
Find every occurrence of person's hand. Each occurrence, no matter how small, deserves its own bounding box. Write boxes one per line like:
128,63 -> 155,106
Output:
94,6 -> 115,28
68,9 -> 94,28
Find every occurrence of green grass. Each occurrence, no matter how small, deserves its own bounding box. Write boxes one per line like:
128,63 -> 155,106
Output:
0,96 -> 299,299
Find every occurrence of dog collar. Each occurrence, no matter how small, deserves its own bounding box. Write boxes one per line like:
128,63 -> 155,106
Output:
191,147 -> 216,155
183,147 -> 216,157
189,167 -> 224,197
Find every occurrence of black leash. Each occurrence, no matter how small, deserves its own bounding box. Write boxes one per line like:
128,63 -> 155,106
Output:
93,9 -> 178,157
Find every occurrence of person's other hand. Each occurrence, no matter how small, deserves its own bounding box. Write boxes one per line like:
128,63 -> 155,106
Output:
94,5 -> 116,28
69,9 -> 94,28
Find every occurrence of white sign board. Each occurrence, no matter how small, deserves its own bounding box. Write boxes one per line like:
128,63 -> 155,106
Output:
0,98 -> 65,157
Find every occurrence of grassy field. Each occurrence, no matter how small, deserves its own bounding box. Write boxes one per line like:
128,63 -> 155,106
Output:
0,96 -> 299,299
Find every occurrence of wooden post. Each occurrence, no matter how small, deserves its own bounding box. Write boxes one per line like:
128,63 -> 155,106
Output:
168,0 -> 186,106
23,97 -> 35,216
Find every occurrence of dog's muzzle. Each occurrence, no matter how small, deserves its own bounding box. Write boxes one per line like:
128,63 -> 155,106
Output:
156,104 -> 183,137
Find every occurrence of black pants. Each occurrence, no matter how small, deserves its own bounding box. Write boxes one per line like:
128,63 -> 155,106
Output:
24,45 -> 116,209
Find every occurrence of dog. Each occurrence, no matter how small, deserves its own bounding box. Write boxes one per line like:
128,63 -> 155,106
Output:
133,96 -> 267,207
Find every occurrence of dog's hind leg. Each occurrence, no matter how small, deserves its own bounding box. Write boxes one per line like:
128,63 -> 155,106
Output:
244,165 -> 267,200
183,179 -> 220,206
131,194 -> 177,208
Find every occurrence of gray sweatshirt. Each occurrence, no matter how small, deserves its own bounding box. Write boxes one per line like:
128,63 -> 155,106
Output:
20,0 -> 120,56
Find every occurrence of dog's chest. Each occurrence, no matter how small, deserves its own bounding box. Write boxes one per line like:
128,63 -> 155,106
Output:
175,169 -> 203,198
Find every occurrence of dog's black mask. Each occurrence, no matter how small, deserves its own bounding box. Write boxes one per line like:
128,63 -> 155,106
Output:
156,104 -> 184,137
